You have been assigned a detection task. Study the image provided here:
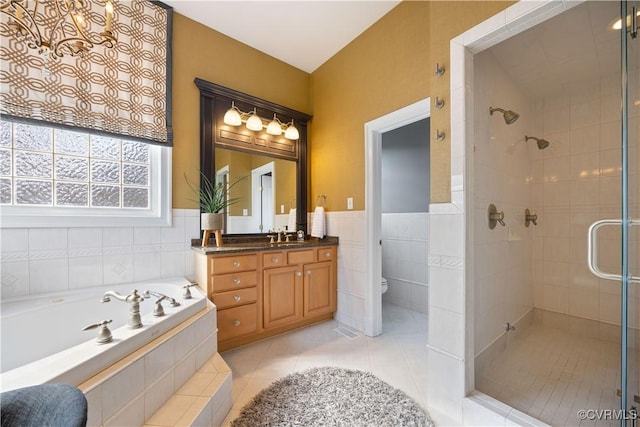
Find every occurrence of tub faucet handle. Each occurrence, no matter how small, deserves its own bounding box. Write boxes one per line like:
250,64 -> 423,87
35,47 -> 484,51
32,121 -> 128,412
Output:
153,296 -> 166,317
182,283 -> 198,299
83,319 -> 113,344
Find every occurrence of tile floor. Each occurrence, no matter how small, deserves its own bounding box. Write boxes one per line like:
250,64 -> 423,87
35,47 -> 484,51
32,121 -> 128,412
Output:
476,323 -> 638,427
219,302 -> 429,425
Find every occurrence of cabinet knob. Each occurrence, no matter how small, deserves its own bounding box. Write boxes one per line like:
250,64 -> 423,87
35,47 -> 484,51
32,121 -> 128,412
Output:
271,257 -> 278,263
233,295 -> 241,302
234,320 -> 241,327
306,271 -> 312,276
296,271 -> 302,277
233,261 -> 240,267
325,252 -> 331,257
233,278 -> 240,285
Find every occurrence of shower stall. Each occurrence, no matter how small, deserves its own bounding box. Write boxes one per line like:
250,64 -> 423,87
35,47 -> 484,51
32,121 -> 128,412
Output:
472,1 -> 639,425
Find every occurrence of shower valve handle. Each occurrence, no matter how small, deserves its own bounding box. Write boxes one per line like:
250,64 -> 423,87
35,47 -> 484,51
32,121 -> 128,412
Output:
488,204 -> 505,229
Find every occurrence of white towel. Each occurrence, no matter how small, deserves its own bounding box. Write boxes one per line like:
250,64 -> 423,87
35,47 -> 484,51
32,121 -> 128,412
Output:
287,208 -> 297,231
311,206 -> 325,238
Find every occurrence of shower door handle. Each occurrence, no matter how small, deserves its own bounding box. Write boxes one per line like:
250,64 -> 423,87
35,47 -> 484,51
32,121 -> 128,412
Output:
587,219 -> 640,283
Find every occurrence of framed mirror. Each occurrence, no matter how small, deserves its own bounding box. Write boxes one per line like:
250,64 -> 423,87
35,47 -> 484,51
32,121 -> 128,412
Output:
195,78 -> 311,235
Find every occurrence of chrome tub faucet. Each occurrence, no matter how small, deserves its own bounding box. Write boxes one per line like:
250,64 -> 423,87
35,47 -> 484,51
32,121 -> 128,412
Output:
101,289 -> 145,329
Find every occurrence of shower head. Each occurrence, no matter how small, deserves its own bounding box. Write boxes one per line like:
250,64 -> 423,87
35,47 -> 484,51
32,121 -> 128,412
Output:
525,135 -> 550,150
489,106 -> 520,125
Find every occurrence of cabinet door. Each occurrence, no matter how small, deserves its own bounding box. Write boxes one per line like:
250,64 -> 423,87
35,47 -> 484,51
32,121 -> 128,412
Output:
303,261 -> 336,318
263,266 -> 303,328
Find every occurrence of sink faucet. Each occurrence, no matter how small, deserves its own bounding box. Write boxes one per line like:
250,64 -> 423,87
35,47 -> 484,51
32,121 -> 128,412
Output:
101,289 -> 145,329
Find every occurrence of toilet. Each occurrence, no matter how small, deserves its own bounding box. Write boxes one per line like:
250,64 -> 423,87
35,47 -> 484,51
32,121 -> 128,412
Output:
381,277 -> 388,294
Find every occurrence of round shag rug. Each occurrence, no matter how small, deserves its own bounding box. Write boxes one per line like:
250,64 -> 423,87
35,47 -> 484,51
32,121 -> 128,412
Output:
231,367 -> 434,427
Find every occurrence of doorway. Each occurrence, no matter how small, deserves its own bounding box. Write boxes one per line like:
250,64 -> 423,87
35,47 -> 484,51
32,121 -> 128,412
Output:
364,98 -> 430,337
381,119 -> 430,313
251,162 -> 275,233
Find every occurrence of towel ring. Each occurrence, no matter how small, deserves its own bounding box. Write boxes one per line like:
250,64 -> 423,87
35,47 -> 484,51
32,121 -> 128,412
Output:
316,195 -> 326,207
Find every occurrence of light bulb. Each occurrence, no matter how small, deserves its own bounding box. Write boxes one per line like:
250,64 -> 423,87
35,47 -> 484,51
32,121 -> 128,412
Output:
246,111 -> 263,131
266,115 -> 282,136
223,105 -> 242,126
284,122 -> 299,140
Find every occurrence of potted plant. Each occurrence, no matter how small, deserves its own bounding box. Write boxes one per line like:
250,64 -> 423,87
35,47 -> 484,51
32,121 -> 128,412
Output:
186,172 -> 246,247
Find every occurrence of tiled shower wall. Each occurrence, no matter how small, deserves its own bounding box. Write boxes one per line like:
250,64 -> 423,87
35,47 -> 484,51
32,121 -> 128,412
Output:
0,209 -> 200,298
532,71 -> 640,329
381,212 -> 429,313
472,50 -> 535,355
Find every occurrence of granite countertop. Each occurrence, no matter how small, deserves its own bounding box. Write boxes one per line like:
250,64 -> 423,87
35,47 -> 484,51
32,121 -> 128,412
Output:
191,235 -> 339,255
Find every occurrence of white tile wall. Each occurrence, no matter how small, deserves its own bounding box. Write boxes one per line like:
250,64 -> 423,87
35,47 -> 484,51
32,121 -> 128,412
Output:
325,210 -> 367,332
381,212 -> 429,313
532,73 -> 640,326
472,49 -> 535,354
0,209 -> 200,298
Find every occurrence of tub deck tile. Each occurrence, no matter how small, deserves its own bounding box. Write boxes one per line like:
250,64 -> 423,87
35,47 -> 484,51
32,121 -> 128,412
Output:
144,353 -> 232,427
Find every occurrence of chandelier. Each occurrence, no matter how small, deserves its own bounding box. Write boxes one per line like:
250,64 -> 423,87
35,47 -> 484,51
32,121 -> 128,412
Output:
0,0 -> 117,59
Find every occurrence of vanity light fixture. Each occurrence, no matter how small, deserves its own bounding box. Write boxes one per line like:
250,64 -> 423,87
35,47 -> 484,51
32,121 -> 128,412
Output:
1,0 -> 117,59
223,103 -> 300,140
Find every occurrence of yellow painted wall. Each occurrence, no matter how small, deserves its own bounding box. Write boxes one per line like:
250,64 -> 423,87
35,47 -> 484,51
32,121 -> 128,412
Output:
172,13 -> 310,209
309,0 -> 513,208
309,1 -> 431,211
173,1 -> 515,210
428,1 -> 514,202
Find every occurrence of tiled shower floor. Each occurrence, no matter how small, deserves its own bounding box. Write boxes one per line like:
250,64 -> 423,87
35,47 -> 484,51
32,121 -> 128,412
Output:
476,323 -> 638,427
219,302 -> 429,425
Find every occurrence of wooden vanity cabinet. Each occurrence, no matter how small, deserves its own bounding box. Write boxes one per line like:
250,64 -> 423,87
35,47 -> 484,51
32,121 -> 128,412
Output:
263,246 -> 336,329
194,244 -> 337,351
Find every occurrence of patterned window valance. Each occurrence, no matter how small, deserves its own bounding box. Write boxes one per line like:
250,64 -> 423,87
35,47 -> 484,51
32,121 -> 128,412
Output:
0,0 -> 173,146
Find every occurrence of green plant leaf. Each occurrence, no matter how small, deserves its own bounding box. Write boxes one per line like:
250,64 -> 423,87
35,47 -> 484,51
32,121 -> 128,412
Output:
185,172 -> 247,213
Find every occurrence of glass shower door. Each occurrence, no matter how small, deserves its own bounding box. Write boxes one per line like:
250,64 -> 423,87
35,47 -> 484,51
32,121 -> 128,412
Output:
621,0 -> 639,423
589,2 -> 639,424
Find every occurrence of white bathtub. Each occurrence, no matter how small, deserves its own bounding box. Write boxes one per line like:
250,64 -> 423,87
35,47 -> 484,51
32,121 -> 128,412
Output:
1,277 -> 207,392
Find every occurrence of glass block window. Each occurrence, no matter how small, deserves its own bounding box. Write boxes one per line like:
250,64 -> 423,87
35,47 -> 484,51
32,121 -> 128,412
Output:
0,122 -> 151,209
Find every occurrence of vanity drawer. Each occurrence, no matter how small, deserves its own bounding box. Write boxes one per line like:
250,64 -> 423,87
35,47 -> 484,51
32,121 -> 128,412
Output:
218,303 -> 257,341
212,287 -> 257,309
211,271 -> 257,292
263,252 -> 284,268
210,254 -> 257,274
287,249 -> 315,265
316,247 -> 335,262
